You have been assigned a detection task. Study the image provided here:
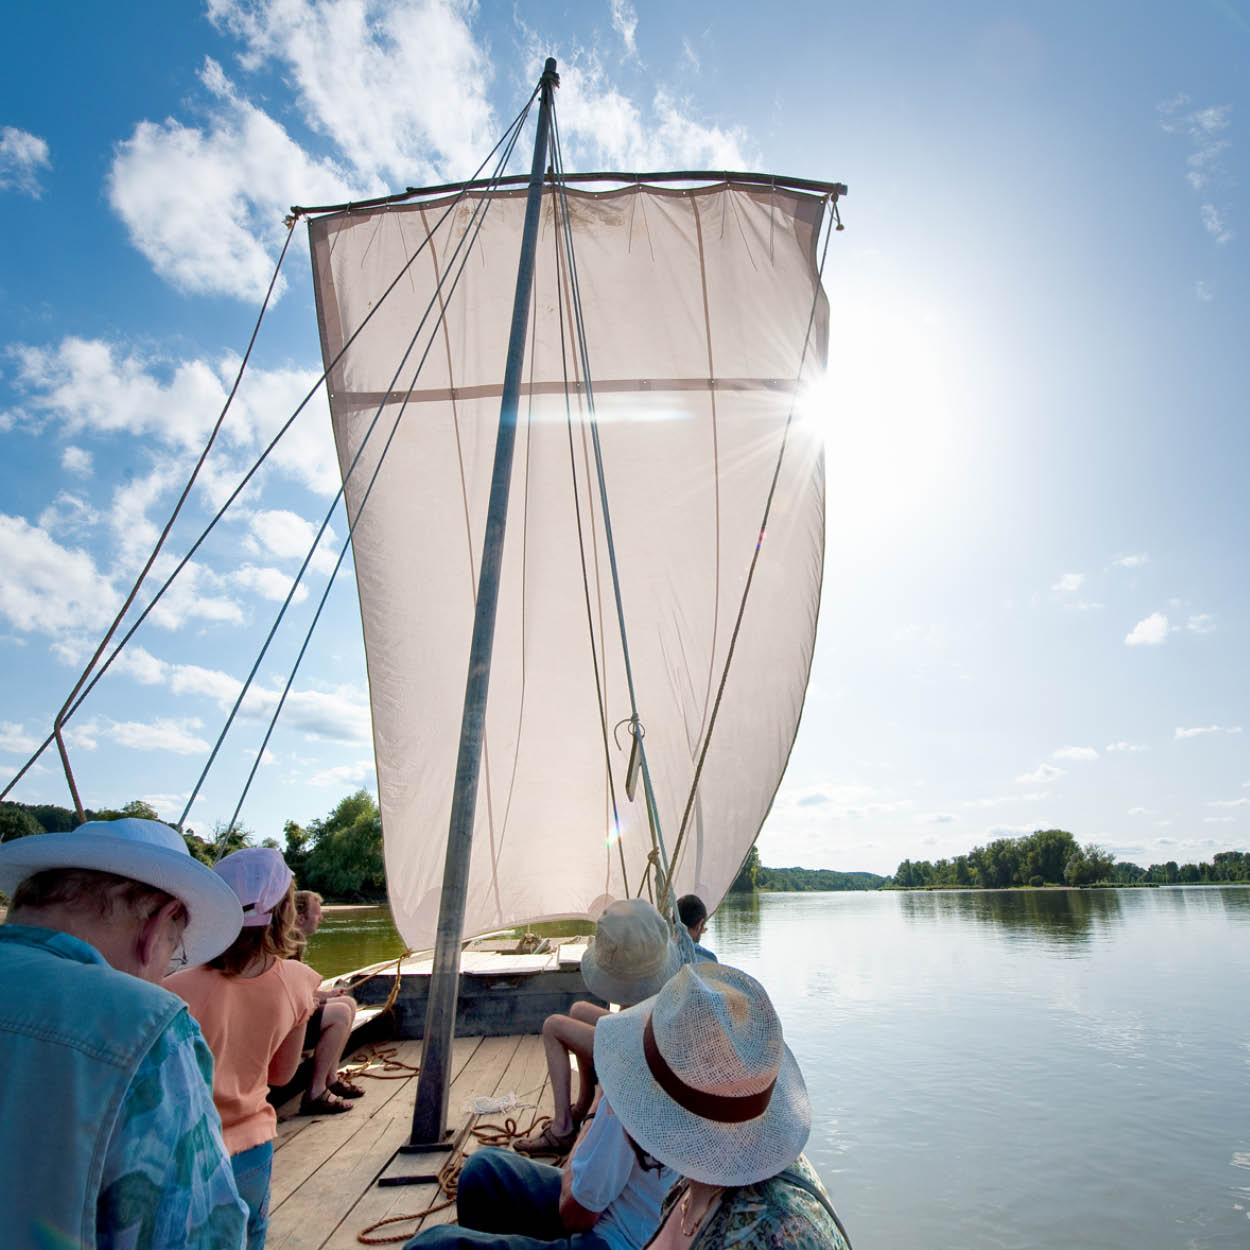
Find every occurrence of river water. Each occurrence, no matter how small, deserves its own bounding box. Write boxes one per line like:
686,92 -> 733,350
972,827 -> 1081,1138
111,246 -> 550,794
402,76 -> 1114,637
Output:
310,887 -> 1250,1248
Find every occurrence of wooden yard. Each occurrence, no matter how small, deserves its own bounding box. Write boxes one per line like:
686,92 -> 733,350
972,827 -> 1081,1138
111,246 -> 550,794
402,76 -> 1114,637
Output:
268,1032 -> 554,1249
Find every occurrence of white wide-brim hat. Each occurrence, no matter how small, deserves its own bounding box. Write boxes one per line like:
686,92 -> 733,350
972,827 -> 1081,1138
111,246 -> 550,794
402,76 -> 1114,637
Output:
0,818 -> 243,966
580,898 -> 684,1006
594,962 -> 811,1187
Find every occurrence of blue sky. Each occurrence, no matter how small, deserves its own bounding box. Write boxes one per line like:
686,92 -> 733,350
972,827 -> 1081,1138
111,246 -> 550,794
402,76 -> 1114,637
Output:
1,0 -> 1247,876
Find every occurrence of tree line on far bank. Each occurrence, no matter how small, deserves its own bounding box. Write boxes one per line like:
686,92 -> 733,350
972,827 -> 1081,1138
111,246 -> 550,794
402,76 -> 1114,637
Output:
0,791 -> 387,903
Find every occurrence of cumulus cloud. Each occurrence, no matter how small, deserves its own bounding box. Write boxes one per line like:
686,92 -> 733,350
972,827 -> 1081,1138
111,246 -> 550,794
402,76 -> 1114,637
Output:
0,127 -> 51,197
1200,203 -> 1234,245
109,717 -> 212,755
60,446 -> 92,477
310,759 -> 377,787
10,337 -> 339,498
229,564 -> 309,605
1016,763 -> 1065,784
107,57 -> 355,301
0,722 -> 39,754
246,509 -> 339,575
1175,725 -> 1243,739
1187,613 -> 1216,634
1106,741 -> 1147,752
1125,612 -> 1169,646
0,515 -> 118,634
1054,746 -> 1098,761
1111,553 -> 1148,569
1052,572 -> 1083,592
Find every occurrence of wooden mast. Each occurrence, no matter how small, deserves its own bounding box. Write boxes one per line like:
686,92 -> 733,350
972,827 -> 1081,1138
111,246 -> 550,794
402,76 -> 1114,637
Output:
407,57 -> 561,1146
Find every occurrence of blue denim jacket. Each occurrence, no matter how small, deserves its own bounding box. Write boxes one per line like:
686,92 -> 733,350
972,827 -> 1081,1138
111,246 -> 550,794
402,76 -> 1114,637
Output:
0,924 -> 185,1249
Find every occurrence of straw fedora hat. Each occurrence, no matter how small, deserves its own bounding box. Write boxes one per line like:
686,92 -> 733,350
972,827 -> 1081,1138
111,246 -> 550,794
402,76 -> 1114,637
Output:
580,898 -> 683,1006
0,818 -> 243,966
594,962 -> 811,1187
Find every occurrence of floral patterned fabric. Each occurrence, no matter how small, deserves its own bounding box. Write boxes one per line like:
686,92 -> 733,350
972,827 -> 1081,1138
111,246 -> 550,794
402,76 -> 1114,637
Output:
661,1154 -> 850,1250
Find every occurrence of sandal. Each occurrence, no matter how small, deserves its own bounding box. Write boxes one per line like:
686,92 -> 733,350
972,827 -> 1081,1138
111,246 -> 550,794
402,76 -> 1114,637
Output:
514,1121 -> 577,1156
329,1072 -> 365,1099
299,1090 -> 354,1116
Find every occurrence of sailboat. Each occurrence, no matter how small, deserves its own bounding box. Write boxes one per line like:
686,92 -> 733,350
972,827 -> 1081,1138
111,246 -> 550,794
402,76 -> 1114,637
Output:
4,59 -> 844,1144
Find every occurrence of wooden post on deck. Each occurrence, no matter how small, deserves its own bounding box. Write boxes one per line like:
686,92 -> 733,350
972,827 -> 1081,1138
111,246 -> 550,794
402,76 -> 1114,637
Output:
406,57 -> 561,1147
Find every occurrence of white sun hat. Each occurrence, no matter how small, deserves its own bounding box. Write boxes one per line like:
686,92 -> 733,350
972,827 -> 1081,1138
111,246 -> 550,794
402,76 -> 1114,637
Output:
0,818 -> 243,966
580,898 -> 683,1006
214,847 -> 293,927
593,962 -> 811,1187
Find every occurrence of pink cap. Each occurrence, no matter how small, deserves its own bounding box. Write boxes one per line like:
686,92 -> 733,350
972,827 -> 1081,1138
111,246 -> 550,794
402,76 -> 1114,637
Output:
215,847 -> 293,927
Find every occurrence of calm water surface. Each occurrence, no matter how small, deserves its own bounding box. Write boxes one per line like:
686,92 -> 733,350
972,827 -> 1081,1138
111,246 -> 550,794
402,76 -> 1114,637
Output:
314,888 -> 1250,1249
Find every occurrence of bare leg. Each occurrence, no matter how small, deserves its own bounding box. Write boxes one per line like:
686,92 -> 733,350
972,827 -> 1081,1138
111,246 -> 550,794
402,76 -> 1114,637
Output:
566,1001 -> 607,1121
308,996 -> 356,1101
517,1013 -> 597,1147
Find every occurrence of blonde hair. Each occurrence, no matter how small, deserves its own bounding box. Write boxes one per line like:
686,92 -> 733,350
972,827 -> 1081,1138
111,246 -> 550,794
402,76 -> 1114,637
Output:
294,889 -> 323,918
209,880 -> 301,976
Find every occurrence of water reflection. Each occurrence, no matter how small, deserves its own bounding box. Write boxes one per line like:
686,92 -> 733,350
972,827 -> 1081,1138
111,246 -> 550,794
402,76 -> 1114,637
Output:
897,887 -> 1124,951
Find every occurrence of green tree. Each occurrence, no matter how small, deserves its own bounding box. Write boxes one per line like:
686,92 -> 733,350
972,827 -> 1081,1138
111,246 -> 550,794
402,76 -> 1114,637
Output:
0,804 -> 44,842
302,791 -> 386,901
728,845 -> 760,893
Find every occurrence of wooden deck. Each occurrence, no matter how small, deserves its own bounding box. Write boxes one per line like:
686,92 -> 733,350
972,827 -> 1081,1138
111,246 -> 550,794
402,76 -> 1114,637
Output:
268,1033 -> 554,1249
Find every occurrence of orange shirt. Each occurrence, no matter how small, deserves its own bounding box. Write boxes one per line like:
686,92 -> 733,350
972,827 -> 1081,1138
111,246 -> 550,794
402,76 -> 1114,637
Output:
166,959 -> 321,1154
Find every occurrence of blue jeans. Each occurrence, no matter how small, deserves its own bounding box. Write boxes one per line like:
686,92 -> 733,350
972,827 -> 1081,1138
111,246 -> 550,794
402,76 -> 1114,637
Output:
405,1148 -> 614,1250
231,1141 -> 274,1250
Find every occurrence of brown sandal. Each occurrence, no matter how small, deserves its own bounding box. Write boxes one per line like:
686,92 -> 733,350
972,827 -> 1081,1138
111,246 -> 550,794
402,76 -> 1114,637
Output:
299,1090 -> 354,1116
514,1121 -> 577,1156
329,1072 -> 365,1099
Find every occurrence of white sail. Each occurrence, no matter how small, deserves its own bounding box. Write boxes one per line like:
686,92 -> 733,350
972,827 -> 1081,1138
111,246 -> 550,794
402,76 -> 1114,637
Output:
308,179 -> 828,952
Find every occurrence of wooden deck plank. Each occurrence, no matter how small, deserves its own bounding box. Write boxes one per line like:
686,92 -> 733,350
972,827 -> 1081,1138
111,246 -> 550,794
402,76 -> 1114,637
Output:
317,1036 -> 525,1249
266,1037 -> 478,1248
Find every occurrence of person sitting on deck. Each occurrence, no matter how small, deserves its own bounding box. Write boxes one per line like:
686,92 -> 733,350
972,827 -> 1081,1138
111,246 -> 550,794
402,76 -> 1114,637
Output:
404,1077 -> 677,1250
0,817 -> 248,1250
676,893 -> 718,963
594,961 -> 853,1249
281,888 -> 362,1104
515,898 -> 683,1157
166,849 -> 348,1250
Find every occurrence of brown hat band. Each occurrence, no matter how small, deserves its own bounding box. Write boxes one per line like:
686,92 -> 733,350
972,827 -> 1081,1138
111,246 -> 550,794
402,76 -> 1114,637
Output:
642,1014 -> 776,1124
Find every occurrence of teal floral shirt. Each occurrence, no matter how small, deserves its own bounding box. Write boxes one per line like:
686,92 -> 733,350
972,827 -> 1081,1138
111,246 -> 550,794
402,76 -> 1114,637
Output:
667,1154 -> 850,1250
95,1010 -> 246,1250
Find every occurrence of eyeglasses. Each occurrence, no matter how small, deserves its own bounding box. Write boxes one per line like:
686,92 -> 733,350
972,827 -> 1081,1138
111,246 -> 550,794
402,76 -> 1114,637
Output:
166,932 -> 189,975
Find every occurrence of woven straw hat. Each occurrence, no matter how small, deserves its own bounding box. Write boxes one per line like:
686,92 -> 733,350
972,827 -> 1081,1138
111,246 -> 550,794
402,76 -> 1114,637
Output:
215,847 -> 293,927
594,962 -> 810,1186
0,818 -> 243,966
580,898 -> 683,1006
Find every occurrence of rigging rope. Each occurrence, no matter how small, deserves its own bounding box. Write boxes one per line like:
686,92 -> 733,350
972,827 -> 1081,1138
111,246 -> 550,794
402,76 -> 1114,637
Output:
547,109 -> 676,913
662,194 -> 838,893
0,84 -> 542,817
206,101 -> 535,838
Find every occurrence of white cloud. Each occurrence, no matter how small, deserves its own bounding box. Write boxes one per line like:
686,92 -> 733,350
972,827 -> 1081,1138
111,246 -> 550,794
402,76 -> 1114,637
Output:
37,492 -> 101,542
1125,612 -> 1170,646
0,126 -> 51,197
1111,553 -> 1148,568
964,792 -> 1050,808
1106,741 -> 1147,753
60,446 -> 93,477
230,564 -> 309,605
107,57 -> 355,301
1208,797 -> 1250,808
247,509 -> 339,575
1127,806 -> 1151,816
1195,280 -> 1213,302
610,0 -> 640,58
109,717 -> 212,755
143,555 -> 245,630
1054,746 -> 1098,761
1200,203 -> 1234,245
0,515 -> 118,634
1175,725 -> 1243,739
1016,763 -> 1065,784
1186,613 -> 1216,634
1052,572 -> 1083,592
207,0 -> 493,186
0,722 -> 39,754
310,759 -> 377,787
1204,816 -> 1235,824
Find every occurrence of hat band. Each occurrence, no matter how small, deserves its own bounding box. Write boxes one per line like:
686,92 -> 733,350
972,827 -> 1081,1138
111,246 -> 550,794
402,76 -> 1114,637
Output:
643,1014 -> 776,1124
